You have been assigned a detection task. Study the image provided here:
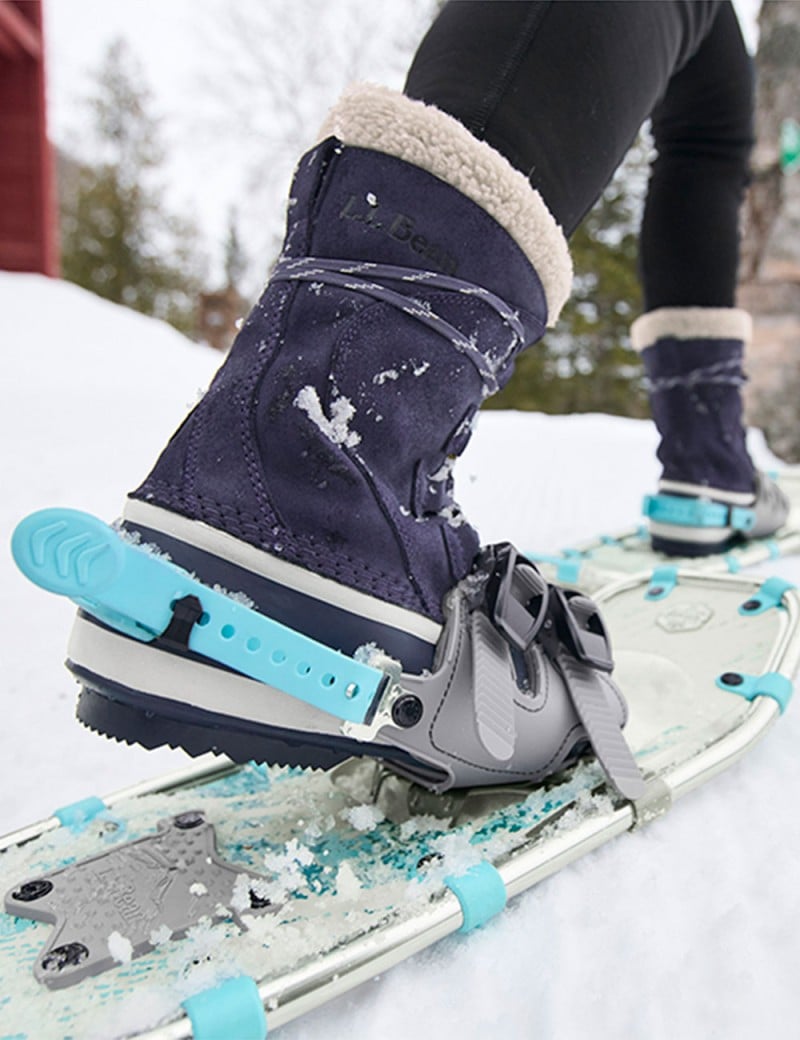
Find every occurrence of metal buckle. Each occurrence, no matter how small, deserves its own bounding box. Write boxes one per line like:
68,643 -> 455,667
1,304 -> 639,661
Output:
550,588 -> 614,672
483,543 -> 550,652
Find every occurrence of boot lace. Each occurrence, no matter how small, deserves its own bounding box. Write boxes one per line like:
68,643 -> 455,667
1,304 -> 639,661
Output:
271,256 -> 542,398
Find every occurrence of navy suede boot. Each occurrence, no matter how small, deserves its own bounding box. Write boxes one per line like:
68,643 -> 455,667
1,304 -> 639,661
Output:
120,85 -> 572,669
65,87 -> 649,794
634,307 -> 789,555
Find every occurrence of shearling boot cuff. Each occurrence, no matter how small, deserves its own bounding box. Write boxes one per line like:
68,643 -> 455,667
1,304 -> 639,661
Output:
319,83 -> 573,325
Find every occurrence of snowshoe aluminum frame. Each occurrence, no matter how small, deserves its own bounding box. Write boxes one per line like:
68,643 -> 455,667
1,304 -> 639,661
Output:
0,569 -> 797,1039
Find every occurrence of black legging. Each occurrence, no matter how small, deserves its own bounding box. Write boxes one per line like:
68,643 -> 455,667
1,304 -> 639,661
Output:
404,0 -> 754,312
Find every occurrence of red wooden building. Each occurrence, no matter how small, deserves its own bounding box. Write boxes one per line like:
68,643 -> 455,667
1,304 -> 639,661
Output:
0,0 -> 58,275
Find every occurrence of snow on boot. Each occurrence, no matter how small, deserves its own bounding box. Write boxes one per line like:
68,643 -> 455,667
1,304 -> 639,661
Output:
67,86 -> 641,797
635,307 -> 789,556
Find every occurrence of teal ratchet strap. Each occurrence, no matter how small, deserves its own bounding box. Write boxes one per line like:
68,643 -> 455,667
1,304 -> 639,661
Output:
12,508 -> 385,725
643,493 -> 755,532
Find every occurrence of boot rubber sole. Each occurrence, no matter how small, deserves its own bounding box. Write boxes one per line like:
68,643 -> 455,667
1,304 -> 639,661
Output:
68,613 -> 449,785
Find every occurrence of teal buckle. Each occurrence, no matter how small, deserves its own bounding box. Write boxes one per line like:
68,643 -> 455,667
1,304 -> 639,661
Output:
182,976 -> 267,1040
739,577 -> 796,616
445,862 -> 507,933
646,566 -> 678,601
643,493 -> 754,531
716,671 -> 794,714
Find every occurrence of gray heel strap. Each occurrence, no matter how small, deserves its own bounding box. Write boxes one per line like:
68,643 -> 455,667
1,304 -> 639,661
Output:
554,649 -> 646,801
472,611 -> 517,762
488,546 -> 646,800
369,544 -> 646,798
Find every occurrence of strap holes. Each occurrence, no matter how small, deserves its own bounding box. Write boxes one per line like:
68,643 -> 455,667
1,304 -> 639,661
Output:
322,673 -> 336,687
345,683 -> 360,699
271,649 -> 286,665
197,612 -> 210,627
246,637 -> 261,653
297,661 -> 311,676
221,624 -> 236,640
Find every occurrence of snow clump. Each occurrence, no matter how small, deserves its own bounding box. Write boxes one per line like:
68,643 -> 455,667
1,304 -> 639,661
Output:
108,931 -> 134,964
343,804 -> 386,832
294,386 -> 361,448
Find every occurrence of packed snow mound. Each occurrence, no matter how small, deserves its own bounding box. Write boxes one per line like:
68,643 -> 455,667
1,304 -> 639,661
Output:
0,273 -> 221,517
1,273 -> 223,835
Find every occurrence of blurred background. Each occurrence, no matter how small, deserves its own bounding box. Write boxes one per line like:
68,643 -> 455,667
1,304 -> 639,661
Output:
2,0 -> 799,455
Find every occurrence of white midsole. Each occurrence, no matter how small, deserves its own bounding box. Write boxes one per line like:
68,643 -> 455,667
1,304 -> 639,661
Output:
68,613 -> 345,738
649,520 -> 734,544
123,499 -> 442,647
657,480 -> 755,506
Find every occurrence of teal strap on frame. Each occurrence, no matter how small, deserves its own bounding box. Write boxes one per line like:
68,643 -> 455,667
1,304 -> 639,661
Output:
643,493 -> 755,532
739,577 -> 796,616
646,566 -> 678,601
555,559 -> 583,585
54,796 -> 106,831
11,509 -> 384,725
445,862 -> 507,933
561,547 -> 589,560
182,976 -> 267,1040
524,552 -> 582,585
716,671 -> 794,714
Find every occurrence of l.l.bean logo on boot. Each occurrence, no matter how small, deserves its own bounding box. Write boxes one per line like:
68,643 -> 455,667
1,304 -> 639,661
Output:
339,194 -> 459,276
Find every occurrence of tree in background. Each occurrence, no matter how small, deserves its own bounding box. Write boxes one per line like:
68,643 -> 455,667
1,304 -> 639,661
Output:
740,0 -> 800,462
59,40 -> 207,336
196,0 -> 437,283
486,140 -> 648,418
223,208 -> 248,292
196,0 -> 649,395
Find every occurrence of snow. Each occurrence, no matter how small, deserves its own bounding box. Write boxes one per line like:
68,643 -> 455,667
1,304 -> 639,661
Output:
149,925 -> 173,947
294,386 -> 362,449
107,931 -> 133,965
2,271 -> 799,1038
342,804 -> 386,833
335,861 -> 362,902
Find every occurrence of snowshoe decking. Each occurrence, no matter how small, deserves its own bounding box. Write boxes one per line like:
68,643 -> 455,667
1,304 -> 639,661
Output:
1,532 -> 797,1038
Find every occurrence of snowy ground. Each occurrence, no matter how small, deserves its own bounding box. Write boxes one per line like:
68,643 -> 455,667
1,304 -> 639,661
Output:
1,272 -> 798,1039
